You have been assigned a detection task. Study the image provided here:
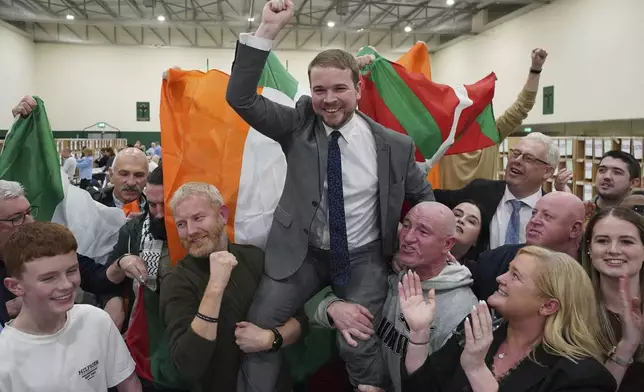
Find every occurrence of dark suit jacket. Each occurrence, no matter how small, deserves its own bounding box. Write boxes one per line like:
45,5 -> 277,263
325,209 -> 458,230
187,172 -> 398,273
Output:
434,179 -> 506,257
402,322 -> 616,392
226,42 -> 434,280
471,243 -> 525,301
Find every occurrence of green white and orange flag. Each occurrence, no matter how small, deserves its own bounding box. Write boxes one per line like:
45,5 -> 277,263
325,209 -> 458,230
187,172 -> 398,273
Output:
161,53 -> 306,264
358,45 -> 499,167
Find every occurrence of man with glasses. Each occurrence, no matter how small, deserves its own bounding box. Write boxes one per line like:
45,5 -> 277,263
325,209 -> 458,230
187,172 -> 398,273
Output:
0,180 -> 146,327
434,132 -> 559,256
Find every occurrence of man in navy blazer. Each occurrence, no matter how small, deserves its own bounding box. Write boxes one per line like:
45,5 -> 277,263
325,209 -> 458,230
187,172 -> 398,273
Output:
472,191 -> 584,301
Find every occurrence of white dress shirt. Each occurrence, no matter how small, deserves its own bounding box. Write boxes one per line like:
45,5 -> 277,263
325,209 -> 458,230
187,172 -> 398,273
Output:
239,32 -> 381,250
309,116 -> 380,250
62,156 -> 77,181
489,186 -> 542,249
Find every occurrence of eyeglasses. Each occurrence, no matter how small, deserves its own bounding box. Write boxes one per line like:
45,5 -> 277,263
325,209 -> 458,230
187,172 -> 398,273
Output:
0,206 -> 39,227
508,149 -> 550,166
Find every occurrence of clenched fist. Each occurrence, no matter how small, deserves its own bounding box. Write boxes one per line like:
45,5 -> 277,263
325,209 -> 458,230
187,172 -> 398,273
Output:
208,251 -> 238,290
531,48 -> 548,71
12,95 -> 37,118
256,0 -> 293,39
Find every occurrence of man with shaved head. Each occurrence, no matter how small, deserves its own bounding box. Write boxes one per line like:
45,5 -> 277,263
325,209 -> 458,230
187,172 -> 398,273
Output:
314,202 -> 477,392
99,147 -> 149,214
472,191 -> 585,300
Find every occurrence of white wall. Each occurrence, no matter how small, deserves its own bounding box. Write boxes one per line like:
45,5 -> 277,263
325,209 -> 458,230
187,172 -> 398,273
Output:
431,0 -> 644,125
35,43 -> 398,132
0,22 -> 35,130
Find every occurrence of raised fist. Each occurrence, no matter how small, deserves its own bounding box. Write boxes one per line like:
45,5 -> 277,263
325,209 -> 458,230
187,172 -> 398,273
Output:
208,251 -> 238,290
531,48 -> 548,71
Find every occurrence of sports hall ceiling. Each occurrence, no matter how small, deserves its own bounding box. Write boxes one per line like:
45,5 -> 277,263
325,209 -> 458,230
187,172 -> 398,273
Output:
0,0 -> 549,51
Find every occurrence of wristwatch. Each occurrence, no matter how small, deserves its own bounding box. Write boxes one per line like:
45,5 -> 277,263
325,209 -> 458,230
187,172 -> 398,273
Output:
268,328 -> 283,352
608,346 -> 634,367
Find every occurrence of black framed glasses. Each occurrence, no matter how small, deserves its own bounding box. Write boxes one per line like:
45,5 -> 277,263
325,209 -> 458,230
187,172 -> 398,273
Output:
0,206 -> 39,227
508,149 -> 550,166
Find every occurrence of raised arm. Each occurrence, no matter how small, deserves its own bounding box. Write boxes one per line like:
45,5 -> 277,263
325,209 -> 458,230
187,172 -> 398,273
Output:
226,0 -> 303,144
495,48 -> 547,140
160,252 -> 237,382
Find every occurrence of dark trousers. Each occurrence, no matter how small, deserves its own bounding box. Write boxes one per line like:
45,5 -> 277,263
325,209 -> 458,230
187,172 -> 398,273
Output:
239,240 -> 390,392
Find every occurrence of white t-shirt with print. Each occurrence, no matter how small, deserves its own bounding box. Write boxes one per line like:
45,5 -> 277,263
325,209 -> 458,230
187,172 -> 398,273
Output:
0,304 -> 135,392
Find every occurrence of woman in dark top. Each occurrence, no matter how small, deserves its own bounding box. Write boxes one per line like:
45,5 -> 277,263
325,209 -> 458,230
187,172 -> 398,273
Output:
583,207 -> 644,392
399,245 -> 616,392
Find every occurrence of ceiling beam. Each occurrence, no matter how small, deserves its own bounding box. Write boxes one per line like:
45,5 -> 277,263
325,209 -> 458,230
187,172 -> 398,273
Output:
60,0 -> 88,19
121,25 -> 141,43
317,0 -> 338,26
93,0 -> 118,18
148,26 -> 167,45
93,24 -> 114,43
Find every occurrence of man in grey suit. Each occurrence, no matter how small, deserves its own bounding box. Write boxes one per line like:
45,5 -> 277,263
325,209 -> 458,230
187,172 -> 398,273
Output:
226,1 -> 434,390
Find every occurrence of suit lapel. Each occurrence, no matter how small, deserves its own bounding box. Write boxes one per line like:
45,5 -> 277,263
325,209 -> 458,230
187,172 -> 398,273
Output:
359,112 -> 391,235
314,117 -> 328,197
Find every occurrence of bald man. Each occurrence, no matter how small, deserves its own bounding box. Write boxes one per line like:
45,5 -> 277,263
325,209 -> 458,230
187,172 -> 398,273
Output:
98,147 -> 149,213
314,202 -> 477,392
472,191 -> 585,300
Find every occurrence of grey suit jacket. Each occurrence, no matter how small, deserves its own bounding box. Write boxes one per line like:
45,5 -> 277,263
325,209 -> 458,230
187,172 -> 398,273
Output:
227,42 -> 434,280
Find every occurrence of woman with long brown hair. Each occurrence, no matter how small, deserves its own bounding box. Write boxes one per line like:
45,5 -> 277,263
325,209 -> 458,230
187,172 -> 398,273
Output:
583,206 -> 644,391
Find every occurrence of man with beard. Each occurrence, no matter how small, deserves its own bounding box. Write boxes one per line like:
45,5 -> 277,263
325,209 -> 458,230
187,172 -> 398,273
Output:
99,147 -> 149,216
102,164 -> 170,324
160,182 -> 306,392
592,150 -> 640,210
225,1 -> 433,389
471,191 -> 585,301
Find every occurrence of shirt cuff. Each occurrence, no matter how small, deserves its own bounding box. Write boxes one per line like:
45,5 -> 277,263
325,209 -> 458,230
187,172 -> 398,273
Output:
239,33 -> 274,52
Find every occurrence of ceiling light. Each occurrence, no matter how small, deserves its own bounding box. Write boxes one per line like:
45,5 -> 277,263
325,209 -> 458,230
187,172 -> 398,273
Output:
446,0 -> 455,5
404,26 -> 412,32
327,21 -> 335,28
157,15 -> 166,21
247,17 -> 255,22
357,28 -> 364,32
66,14 -> 74,20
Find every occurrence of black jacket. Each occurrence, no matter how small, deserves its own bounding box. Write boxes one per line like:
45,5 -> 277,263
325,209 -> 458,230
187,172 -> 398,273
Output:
471,243 -> 525,301
0,254 -> 122,326
402,322 -> 616,392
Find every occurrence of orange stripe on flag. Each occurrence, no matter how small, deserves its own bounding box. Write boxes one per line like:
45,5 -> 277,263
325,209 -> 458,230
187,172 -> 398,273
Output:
160,69 -> 256,264
395,42 -> 440,189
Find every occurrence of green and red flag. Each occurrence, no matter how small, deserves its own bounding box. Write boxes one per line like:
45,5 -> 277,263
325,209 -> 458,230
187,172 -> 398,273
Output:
357,45 -> 499,165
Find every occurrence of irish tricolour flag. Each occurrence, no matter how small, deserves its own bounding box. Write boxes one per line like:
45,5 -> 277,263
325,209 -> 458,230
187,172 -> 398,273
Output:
0,97 -> 125,263
161,53 -> 308,264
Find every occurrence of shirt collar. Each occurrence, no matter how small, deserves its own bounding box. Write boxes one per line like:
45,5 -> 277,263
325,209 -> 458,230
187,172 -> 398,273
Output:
502,185 -> 542,209
322,112 -> 362,142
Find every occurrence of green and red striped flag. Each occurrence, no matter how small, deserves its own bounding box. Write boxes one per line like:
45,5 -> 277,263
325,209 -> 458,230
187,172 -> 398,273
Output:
357,46 -> 499,164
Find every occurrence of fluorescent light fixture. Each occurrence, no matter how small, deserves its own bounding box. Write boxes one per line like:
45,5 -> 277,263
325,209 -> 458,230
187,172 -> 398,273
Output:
327,21 -> 335,28
66,14 -> 74,20
247,17 -> 255,22
157,15 -> 166,21
446,0 -> 455,5
404,26 -> 412,32
357,28 -> 364,32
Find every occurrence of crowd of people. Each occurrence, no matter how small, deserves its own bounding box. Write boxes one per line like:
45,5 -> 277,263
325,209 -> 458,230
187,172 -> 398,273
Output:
0,0 -> 642,391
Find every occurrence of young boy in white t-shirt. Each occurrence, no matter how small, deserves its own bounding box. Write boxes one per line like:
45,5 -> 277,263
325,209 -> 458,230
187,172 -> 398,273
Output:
0,221 -> 142,392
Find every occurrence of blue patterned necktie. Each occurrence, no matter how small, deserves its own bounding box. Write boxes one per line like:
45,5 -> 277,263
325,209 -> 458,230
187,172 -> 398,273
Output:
504,199 -> 524,245
327,131 -> 350,286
